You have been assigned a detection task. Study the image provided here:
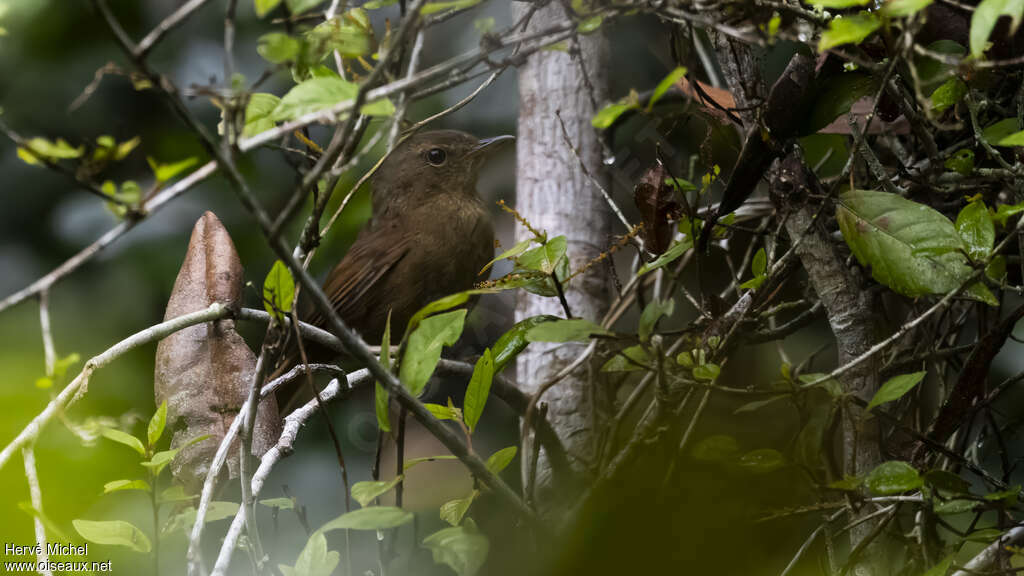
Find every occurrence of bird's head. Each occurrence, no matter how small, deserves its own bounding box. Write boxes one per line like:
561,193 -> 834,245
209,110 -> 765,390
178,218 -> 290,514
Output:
370,129 -> 514,211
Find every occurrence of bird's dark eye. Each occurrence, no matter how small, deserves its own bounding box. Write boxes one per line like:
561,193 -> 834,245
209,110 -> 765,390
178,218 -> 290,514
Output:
425,148 -> 447,166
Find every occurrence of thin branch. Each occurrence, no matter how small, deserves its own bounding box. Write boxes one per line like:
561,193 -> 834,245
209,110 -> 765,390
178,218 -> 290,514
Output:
135,0 -> 215,58
22,446 -> 53,576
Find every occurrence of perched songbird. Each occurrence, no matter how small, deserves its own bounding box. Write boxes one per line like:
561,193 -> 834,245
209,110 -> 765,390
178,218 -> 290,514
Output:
278,130 -> 512,385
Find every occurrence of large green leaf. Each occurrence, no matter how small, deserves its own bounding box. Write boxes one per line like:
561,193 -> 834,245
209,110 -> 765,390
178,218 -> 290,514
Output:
279,532 -> 339,576
819,13 -> 881,52
320,506 -> 413,531
955,200 -> 995,261
73,519 -> 151,553
524,318 -> 608,343
865,461 -> 922,495
400,310 -> 467,396
970,0 -> 1024,57
422,524 -> 490,576
836,190 -> 995,304
271,76 -> 394,122
517,236 -> 566,274
463,349 -> 494,433
867,371 -> 926,411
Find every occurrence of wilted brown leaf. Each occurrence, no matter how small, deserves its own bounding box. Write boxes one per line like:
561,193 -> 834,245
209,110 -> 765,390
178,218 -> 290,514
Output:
634,164 -> 681,255
154,211 -> 281,492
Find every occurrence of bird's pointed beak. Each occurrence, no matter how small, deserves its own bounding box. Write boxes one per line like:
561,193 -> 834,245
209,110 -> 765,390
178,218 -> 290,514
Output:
473,135 -> 516,154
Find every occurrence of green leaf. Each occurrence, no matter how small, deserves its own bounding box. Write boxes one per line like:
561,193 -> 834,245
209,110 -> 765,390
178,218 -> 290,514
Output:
525,318 -> 608,343
307,16 -> 374,58
400,310 -> 467,396
737,448 -> 785,473
920,555 -> 955,576
491,315 -> 559,371
463,349 -> 494,433
103,479 -> 151,494
279,531 -> 339,576
740,247 -> 768,290
404,455 -> 459,470
18,502 -> 69,541
16,137 -> 84,165
995,201 -> 1024,226
970,0 -> 1024,57
638,236 -> 694,275
147,156 -> 198,183
930,77 -> 967,113
810,0 -> 870,6
819,13 -> 881,51
162,502 -> 238,535
592,102 -> 638,129
692,363 -> 721,382
101,428 -> 146,457
255,0 -> 282,17
320,506 -> 414,531
934,499 -> 977,515
73,519 -> 151,553
376,310 -> 392,433
159,485 -> 194,503
285,0 -> 322,15
997,128 -> 1024,147
983,118 -> 1021,144
422,524 -> 490,576
257,33 -> 300,63
351,476 -> 403,507
865,461 -> 922,495
984,485 -> 1021,504
577,15 -> 603,34
259,497 -> 295,510
986,255 -> 1007,281
485,446 -> 517,474
263,260 -> 296,323
140,449 -> 179,476
479,238 -> 533,275
638,299 -> 674,341
240,93 -> 281,138
691,435 -> 740,461
882,0 -> 935,17
965,528 -> 1004,543
733,394 -> 789,414
517,236 -> 566,275
647,66 -> 687,112
837,190 -> 992,304
272,76 -> 394,122
600,345 -> 651,372
474,17 -> 495,33
440,491 -> 478,526
944,148 -> 975,175
148,401 -> 167,447
829,475 -> 864,491
866,371 -> 926,411
956,200 -> 995,260
424,402 -> 462,421
364,0 -> 398,8
407,289 -> 496,335
421,0 -> 482,14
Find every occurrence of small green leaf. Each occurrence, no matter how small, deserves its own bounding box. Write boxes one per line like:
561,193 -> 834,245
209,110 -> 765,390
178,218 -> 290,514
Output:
969,0 -> 1024,57
400,310 -> 467,396
307,15 -> 374,58
259,497 -> 295,510
955,200 -> 995,260
736,448 -> 785,473
159,485 -> 194,503
406,289 -> 496,335
140,449 -> 179,476
255,0 -> 282,17
148,401 -> 167,447
376,311 -> 392,433
485,446 -> 517,474
440,491 -> 479,526
733,394 -> 789,414
161,502 -> 238,535
279,531 -> 339,576
422,524 -> 490,576
692,363 -> 721,382
810,0 -> 870,6
103,479 -> 151,494
881,0 -> 935,17
944,148 -> 974,175
517,236 -> 567,275
638,299 -> 674,341
285,0 -> 323,15
984,485 -> 1021,504
17,137 -> 84,165
965,527 -> 1004,542
424,402 -> 462,421
934,499 -> 977,514
577,15 -> 603,34
997,128 -> 1024,147
474,17 -> 495,33
147,156 -> 199,183
263,260 -> 296,323
638,236 -> 694,275
647,67 -> 687,111
101,428 -> 146,457
491,315 -> 559,371
819,13 -> 881,52
320,506 -> 414,531
479,239 -> 533,275
272,76 -> 393,122
866,371 -> 926,411
463,349 -> 494,433
351,476 -> 404,507
73,519 -> 151,553
591,102 -> 636,129
525,318 -> 608,343
404,455 -> 459,470
829,475 -> 864,491
986,255 -> 1007,281
257,33 -> 301,63
930,77 -> 967,113
984,118 -> 1021,144
600,345 -> 651,372
865,461 -> 922,495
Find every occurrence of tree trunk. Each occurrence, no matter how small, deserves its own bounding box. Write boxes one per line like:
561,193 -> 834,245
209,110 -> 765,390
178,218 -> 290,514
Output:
512,1 -> 611,511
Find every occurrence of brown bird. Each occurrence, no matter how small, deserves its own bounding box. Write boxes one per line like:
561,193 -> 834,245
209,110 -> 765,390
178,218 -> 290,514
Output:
277,130 -> 511,387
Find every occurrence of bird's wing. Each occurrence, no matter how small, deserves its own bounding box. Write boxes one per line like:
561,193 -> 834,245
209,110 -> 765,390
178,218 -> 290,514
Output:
304,221 -> 411,329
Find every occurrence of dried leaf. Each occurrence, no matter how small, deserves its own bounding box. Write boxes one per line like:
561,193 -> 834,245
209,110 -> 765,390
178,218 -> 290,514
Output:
633,164 -> 681,255
154,212 -> 282,491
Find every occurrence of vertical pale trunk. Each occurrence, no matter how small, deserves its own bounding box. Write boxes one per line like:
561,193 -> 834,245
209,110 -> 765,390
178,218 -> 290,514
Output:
512,1 -> 611,506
